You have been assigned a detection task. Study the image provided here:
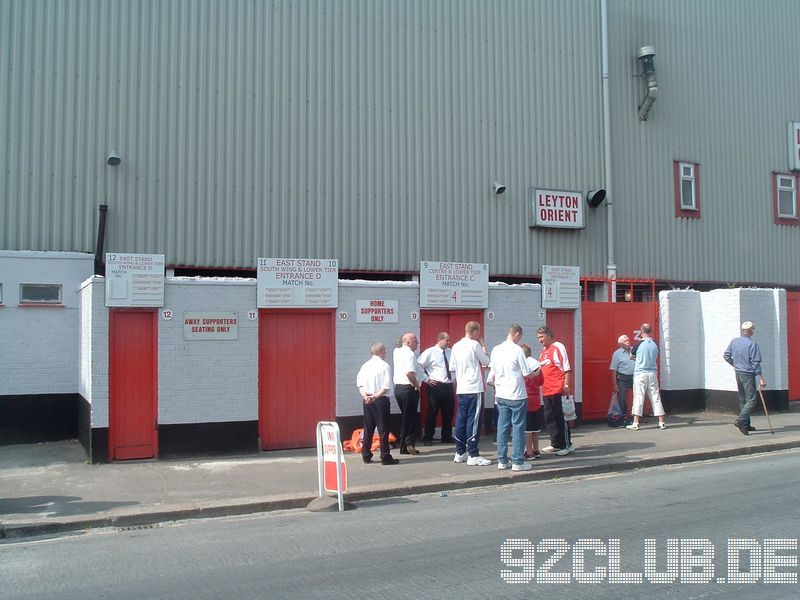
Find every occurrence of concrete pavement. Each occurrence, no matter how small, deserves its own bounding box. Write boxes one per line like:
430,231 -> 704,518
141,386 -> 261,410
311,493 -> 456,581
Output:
3,408 -> 800,539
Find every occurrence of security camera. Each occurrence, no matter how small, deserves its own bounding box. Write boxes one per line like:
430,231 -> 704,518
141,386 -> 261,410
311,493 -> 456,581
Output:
106,153 -> 122,167
492,181 -> 507,195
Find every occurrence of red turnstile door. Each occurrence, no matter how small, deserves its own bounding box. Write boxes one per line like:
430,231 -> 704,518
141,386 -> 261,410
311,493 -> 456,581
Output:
109,309 -> 158,460
419,310 -> 484,431
259,310 -> 335,449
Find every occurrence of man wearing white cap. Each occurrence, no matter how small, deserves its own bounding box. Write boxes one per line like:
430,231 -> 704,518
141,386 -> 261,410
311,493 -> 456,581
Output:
723,321 -> 766,436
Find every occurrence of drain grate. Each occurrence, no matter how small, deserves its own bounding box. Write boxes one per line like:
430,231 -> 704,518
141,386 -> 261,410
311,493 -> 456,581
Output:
116,523 -> 162,532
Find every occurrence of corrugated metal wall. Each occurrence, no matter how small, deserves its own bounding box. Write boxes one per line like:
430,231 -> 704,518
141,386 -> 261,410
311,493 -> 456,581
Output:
608,0 -> 800,284
1,0 -> 605,274
1,0 -> 798,284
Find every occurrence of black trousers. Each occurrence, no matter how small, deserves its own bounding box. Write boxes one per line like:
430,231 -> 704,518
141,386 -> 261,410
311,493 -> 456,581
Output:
362,396 -> 391,460
395,384 -> 420,449
617,374 -> 633,416
542,393 -> 567,450
423,382 -> 455,442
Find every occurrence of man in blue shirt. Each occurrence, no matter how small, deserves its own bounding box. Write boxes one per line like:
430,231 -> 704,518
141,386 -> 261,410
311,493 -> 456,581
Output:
723,321 -> 766,436
609,334 -> 635,421
626,323 -> 667,430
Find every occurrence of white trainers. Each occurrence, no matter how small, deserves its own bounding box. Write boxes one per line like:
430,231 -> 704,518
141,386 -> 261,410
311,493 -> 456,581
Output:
453,452 -> 468,463
626,423 -> 639,430
512,463 -> 533,471
658,422 -> 666,430
467,455 -> 492,466
555,444 -> 575,456
541,445 -> 557,453
497,461 -> 510,470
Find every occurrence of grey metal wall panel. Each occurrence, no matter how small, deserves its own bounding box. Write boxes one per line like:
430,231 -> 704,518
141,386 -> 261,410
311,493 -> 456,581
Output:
608,0 -> 800,285
2,0 -> 798,285
1,0 -> 606,275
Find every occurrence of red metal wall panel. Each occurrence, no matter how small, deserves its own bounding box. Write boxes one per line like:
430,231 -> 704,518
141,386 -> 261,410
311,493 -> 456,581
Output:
788,292 -> 800,401
108,310 -> 158,460
258,310 -> 335,449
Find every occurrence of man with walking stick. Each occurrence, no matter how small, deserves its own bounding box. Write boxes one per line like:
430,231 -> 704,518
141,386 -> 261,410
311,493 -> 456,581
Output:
723,321 -> 767,436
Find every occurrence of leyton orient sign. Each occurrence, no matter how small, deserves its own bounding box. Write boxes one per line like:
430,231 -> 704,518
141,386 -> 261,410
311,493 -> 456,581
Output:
530,188 -> 584,229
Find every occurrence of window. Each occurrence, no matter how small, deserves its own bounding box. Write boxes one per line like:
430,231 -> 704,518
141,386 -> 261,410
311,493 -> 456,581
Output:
773,173 -> 800,226
674,161 -> 701,218
19,283 -> 62,304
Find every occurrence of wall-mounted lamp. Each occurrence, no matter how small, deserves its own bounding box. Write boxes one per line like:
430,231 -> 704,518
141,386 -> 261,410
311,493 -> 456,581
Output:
492,180 -> 507,195
636,46 -> 657,121
624,289 -> 633,302
587,189 -> 607,208
106,152 -> 122,167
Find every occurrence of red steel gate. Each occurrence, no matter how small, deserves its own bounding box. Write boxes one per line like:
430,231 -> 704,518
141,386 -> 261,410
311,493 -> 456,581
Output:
788,291 -> 800,402
581,301 -> 658,420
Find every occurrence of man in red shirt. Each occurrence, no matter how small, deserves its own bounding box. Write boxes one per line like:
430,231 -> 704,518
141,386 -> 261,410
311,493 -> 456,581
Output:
536,325 -> 574,456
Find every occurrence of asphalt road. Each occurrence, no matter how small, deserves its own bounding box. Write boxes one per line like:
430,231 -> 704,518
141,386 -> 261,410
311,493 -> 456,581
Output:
2,450 -> 800,600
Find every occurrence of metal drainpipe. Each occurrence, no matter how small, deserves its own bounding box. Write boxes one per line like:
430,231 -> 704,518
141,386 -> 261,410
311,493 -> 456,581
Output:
601,0 -> 616,301
94,204 -> 108,276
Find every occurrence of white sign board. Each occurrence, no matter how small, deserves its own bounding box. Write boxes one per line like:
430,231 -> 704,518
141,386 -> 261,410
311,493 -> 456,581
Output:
183,311 -> 239,340
257,258 -> 338,308
541,265 -> 581,309
355,299 -> 399,323
531,189 -> 585,229
789,121 -> 800,171
105,253 -> 165,307
420,261 -> 489,308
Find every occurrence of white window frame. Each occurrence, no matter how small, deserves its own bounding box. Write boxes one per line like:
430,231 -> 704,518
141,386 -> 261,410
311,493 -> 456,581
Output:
777,175 -> 797,219
19,283 -> 63,304
679,162 -> 697,210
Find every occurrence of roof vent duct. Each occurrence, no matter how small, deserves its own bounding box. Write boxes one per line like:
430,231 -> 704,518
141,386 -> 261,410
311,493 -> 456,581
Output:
636,46 -> 657,121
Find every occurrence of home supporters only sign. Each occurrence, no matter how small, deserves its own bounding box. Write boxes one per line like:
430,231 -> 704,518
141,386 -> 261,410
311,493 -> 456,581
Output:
531,188 -> 585,229
257,258 -> 338,308
420,261 -> 489,308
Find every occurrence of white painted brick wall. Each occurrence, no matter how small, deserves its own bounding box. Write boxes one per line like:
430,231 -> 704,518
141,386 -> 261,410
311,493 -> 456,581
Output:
740,288 -> 787,390
336,282 -> 419,418
78,277 -> 789,432
0,252 -> 93,395
660,288 -> 788,393
701,289 -> 742,392
79,279 -> 93,402
486,284 -> 546,405
91,281 -> 109,427
658,290 -> 703,390
572,303 -> 583,404
158,278 -> 258,424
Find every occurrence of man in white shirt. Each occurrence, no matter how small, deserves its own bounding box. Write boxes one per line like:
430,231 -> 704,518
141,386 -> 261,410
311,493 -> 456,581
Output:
356,343 -> 399,465
393,333 -> 425,455
488,324 -> 533,472
449,321 -> 492,466
418,332 -> 455,445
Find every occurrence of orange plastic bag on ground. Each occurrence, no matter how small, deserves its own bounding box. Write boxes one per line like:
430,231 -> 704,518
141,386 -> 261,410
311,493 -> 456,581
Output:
342,428 -> 397,453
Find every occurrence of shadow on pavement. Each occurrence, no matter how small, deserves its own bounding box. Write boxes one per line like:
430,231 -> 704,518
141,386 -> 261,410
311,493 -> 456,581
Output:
0,496 -> 139,517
